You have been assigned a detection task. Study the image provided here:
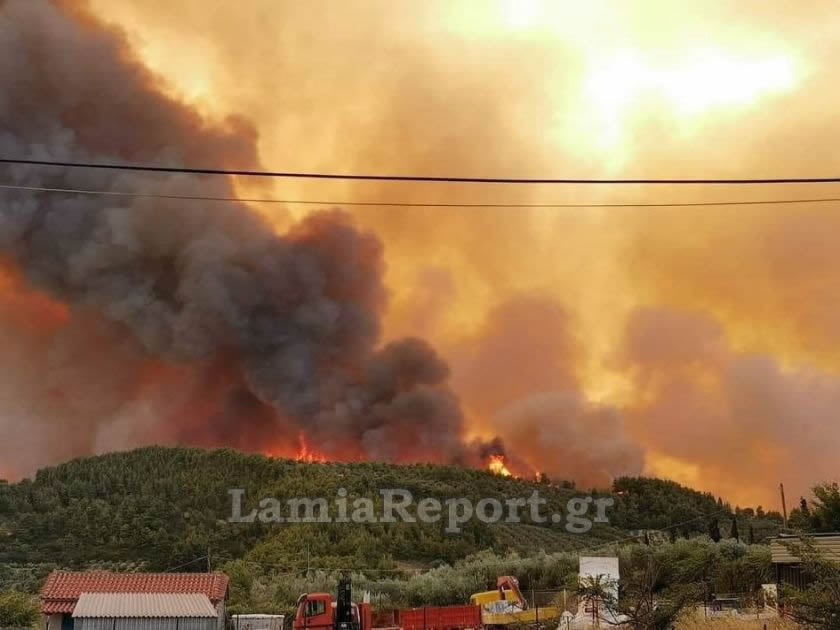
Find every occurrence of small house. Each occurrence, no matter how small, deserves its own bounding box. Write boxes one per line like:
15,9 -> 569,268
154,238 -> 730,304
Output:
40,572 -> 229,630
770,532 -> 840,589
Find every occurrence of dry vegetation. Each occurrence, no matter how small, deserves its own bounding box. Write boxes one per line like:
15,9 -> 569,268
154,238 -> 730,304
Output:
677,610 -> 800,629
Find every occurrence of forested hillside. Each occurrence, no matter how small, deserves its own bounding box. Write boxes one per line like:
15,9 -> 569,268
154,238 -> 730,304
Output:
0,447 -> 780,596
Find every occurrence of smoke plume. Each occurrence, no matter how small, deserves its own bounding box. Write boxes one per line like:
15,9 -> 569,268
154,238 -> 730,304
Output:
453,295 -> 643,485
5,0 -> 840,505
0,0 -> 477,476
617,307 -> 840,505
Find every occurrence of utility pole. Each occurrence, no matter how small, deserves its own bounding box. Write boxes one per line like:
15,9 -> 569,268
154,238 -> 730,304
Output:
779,483 -> 788,529
532,582 -> 538,626
207,547 -> 212,572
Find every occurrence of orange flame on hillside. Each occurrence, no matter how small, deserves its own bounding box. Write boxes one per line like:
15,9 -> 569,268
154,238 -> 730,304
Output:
488,454 -> 512,476
296,430 -> 328,463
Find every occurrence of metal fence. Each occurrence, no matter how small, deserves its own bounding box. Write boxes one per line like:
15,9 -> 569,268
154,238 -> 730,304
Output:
526,588 -> 580,614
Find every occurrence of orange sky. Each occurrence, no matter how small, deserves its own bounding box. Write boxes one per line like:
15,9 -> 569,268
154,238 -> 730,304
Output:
20,0 -> 840,506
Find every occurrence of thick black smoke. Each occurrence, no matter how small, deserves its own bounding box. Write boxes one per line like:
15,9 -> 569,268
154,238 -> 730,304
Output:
0,0 -> 472,473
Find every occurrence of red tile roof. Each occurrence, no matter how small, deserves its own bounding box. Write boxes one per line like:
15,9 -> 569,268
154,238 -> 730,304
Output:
40,572 -> 229,615
43,601 -> 75,615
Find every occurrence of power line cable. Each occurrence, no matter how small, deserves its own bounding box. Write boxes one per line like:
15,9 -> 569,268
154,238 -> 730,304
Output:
162,555 -> 209,573
579,507 -> 734,554
2,183 -> 840,209
4,157 -> 840,184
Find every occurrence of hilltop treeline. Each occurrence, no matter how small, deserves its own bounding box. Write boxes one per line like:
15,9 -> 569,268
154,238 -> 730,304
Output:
0,447 -> 613,571
0,447 -> 781,591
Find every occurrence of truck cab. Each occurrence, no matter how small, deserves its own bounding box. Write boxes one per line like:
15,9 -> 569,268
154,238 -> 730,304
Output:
293,593 -> 371,630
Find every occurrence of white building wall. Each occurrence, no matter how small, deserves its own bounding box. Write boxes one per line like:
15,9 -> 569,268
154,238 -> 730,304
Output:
215,600 -> 225,630
42,613 -> 64,630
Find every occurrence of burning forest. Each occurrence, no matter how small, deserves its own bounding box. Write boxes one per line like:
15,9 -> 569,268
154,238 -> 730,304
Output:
0,0 -> 521,481
4,0 -> 840,506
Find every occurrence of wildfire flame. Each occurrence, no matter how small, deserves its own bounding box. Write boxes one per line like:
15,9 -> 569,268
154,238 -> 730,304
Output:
295,430 -> 327,463
487,454 -> 512,477
262,430 -> 328,462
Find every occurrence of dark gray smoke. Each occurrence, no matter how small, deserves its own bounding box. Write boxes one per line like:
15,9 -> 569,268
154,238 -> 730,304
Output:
0,0 -> 473,474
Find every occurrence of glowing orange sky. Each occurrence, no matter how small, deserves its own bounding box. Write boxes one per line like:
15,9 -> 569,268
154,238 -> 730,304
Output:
77,0 -> 840,507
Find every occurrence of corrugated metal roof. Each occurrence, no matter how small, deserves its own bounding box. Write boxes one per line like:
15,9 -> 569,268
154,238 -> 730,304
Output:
770,534 -> 840,564
72,593 -> 218,618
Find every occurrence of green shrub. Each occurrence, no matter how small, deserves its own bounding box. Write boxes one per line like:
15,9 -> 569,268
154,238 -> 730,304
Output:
0,590 -> 38,627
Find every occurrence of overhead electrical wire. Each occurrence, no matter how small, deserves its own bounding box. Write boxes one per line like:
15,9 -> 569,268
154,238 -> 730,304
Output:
162,555 -> 209,573
2,182 -> 840,209
3,157 -> 840,184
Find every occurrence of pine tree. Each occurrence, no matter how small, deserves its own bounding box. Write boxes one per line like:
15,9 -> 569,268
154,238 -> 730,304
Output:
708,517 -> 721,542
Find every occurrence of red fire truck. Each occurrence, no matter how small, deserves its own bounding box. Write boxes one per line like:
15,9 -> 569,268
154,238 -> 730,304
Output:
293,578 -> 480,630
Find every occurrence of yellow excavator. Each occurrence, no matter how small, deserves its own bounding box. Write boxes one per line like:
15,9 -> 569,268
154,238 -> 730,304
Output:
469,576 -> 559,627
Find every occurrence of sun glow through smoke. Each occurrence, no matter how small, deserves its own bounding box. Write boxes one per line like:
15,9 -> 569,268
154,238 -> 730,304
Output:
584,48 -> 798,150
499,0 -> 542,29
39,0 -> 829,507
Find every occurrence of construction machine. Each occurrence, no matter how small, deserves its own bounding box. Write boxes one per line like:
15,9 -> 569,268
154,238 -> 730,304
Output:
469,576 -> 559,626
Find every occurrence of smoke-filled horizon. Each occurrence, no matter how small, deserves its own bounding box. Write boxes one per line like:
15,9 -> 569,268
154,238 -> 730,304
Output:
0,0 -> 498,480
2,0 -> 840,507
